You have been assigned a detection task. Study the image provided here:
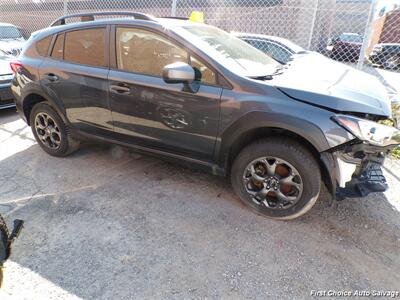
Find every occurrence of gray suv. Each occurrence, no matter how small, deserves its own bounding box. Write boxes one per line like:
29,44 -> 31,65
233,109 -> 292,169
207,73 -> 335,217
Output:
11,12 -> 400,220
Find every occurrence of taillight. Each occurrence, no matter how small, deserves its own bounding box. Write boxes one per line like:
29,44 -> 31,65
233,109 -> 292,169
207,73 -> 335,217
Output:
10,60 -> 22,74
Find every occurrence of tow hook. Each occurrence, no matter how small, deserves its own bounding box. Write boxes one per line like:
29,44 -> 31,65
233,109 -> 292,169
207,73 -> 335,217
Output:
0,215 -> 24,287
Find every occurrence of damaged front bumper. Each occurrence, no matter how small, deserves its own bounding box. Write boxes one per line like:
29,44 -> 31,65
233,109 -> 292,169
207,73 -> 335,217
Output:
322,139 -> 399,200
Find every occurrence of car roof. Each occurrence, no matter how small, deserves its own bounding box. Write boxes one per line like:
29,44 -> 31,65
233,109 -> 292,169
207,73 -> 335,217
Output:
340,32 -> 361,36
31,17 -> 209,40
232,32 -> 305,53
376,43 -> 400,47
0,22 -> 17,27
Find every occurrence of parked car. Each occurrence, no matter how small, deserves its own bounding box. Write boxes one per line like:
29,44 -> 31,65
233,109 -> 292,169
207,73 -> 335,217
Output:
369,43 -> 400,70
327,33 -> 363,62
0,50 -> 15,109
233,32 -> 307,64
0,23 -> 26,57
11,12 -> 399,220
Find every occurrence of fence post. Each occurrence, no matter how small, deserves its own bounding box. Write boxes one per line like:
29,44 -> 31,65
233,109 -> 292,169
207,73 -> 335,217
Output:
171,0 -> 178,17
357,0 -> 378,69
63,0 -> 68,15
307,0 -> 319,50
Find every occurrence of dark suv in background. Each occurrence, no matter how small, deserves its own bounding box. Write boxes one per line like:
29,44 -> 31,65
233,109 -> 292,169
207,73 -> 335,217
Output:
327,33 -> 363,62
11,12 -> 400,220
369,43 -> 400,70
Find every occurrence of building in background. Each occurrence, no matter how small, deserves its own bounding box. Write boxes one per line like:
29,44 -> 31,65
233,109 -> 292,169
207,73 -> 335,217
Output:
368,6 -> 400,54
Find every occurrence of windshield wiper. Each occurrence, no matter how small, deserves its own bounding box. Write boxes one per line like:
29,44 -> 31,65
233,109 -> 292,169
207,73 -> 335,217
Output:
250,75 -> 273,80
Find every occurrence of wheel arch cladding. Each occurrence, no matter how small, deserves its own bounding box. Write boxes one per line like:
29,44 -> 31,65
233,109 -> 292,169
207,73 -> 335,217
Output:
23,93 -> 47,124
22,92 -> 66,125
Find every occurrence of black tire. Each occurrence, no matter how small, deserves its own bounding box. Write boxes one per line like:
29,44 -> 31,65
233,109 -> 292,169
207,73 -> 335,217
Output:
231,138 -> 321,220
30,103 -> 80,157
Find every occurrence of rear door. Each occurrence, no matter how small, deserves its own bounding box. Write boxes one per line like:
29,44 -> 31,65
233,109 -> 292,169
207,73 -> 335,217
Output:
108,26 -> 223,160
39,26 -> 113,136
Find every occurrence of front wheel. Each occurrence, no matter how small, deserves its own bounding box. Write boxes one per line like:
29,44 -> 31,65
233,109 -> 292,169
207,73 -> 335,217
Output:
231,138 -> 321,220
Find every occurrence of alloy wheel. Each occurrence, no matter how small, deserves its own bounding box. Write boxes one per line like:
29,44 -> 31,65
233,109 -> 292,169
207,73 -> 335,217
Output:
243,156 -> 303,209
34,112 -> 62,149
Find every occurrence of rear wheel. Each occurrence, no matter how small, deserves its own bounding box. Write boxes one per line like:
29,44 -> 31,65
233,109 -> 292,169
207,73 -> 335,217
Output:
30,103 -> 80,157
231,138 -> 321,220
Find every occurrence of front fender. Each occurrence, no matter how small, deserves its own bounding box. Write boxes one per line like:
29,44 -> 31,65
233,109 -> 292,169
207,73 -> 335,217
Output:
214,110 -> 331,166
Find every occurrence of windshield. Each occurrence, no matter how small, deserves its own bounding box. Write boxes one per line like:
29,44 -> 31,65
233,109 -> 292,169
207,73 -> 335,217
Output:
0,26 -> 22,39
340,34 -> 362,43
176,25 -> 280,77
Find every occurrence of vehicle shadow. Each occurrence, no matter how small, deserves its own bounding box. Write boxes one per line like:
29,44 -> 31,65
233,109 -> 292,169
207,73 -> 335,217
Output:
0,107 -> 19,125
0,139 -> 399,298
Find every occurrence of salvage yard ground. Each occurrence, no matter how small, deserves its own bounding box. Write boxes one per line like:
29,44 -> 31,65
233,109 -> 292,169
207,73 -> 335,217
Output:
0,108 -> 399,299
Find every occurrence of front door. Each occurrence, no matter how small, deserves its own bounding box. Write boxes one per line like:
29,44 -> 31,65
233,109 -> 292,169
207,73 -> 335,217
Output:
109,27 -> 222,160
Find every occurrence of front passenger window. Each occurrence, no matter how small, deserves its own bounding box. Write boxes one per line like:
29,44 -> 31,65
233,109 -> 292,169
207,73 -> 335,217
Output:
116,27 -> 188,77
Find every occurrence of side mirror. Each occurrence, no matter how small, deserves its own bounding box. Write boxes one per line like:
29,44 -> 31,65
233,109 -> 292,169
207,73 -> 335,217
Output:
163,62 -> 195,84
163,62 -> 199,93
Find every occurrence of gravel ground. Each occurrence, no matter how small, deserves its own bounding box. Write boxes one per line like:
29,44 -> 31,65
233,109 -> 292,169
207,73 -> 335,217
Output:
0,107 -> 399,299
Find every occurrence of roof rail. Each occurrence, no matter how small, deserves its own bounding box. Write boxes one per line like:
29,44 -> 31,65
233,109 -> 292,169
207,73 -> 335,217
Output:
159,16 -> 189,20
49,11 -> 156,27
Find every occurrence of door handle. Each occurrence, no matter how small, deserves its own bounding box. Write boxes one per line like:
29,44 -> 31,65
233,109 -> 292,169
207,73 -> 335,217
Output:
109,84 -> 131,95
46,73 -> 59,82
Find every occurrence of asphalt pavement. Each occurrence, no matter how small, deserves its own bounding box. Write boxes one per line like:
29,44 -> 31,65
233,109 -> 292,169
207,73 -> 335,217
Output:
0,107 -> 399,299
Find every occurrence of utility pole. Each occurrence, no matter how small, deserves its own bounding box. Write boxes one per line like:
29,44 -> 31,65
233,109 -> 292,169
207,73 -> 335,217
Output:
171,0 -> 178,17
357,0 -> 379,69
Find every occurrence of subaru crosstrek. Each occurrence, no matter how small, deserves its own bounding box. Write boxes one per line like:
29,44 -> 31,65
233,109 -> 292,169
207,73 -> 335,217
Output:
11,12 -> 400,220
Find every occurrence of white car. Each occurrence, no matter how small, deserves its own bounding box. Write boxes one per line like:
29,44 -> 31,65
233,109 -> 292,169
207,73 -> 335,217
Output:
0,23 -> 26,57
0,49 -> 14,109
232,32 -> 307,64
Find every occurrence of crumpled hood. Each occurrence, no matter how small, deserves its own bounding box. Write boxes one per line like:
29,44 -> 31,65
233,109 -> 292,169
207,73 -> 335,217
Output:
273,54 -> 391,117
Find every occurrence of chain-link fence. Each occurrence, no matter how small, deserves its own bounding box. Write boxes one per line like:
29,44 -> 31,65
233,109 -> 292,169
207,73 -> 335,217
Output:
0,0 -> 399,72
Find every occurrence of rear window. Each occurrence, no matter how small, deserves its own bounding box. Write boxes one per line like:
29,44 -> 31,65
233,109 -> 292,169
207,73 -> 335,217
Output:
339,34 -> 362,43
36,36 -> 52,57
0,26 -> 22,39
64,28 -> 105,67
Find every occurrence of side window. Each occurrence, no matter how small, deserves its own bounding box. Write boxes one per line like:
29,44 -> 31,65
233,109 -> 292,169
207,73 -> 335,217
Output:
116,27 -> 217,85
190,55 -> 216,85
116,27 -> 188,77
64,28 -> 105,67
245,39 -> 270,53
36,36 -> 52,57
267,43 -> 292,64
51,33 -> 64,60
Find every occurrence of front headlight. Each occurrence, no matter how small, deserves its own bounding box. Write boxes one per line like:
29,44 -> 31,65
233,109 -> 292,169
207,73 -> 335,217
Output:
332,115 -> 400,146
